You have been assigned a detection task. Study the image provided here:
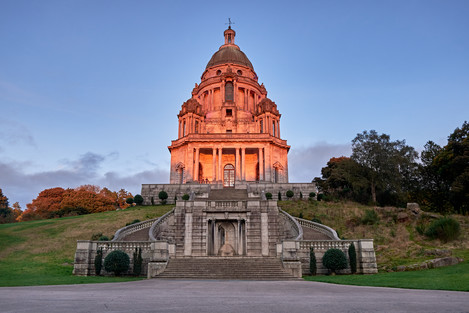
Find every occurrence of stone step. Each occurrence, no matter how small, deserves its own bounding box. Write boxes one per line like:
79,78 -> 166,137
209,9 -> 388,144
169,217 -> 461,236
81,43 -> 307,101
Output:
120,227 -> 150,241
157,257 -> 297,280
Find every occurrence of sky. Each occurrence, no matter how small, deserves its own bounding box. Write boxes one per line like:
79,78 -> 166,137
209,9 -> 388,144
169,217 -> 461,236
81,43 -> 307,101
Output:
1,0 -> 468,208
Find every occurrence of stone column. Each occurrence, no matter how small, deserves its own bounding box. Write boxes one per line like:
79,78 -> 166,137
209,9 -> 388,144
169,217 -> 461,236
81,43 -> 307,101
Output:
212,148 -> 217,182
218,147 -> 223,183
184,212 -> 193,256
194,147 -> 200,183
259,147 -> 264,181
235,147 -> 240,181
241,148 -> 246,181
277,120 -> 280,138
261,212 -> 269,256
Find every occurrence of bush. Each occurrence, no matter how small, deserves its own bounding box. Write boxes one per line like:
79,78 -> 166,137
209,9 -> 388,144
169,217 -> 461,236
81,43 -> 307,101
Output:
317,193 -> 324,201
133,194 -> 144,205
126,219 -> 141,226
182,194 -> 190,201
361,209 -> 379,225
98,235 -> 109,241
299,192 -> 303,199
309,247 -> 317,275
158,191 -> 168,204
286,190 -> 294,199
104,250 -> 130,276
91,233 -> 103,241
309,192 -> 316,200
94,248 -> 103,276
265,192 -> 272,200
278,192 -> 282,201
424,217 -> 460,243
125,197 -> 134,205
322,249 -> 347,274
299,212 -> 303,219
348,243 -> 357,274
150,197 -> 154,205
311,218 -> 322,224
132,248 -> 143,276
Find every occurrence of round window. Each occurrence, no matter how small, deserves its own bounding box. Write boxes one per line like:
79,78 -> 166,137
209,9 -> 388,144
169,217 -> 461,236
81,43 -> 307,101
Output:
216,70 -> 222,76
237,70 -> 242,76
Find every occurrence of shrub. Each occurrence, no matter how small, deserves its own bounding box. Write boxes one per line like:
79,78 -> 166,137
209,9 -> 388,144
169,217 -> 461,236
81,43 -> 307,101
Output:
311,218 -> 322,224
299,192 -> 303,199
309,247 -> 317,275
132,248 -> 143,276
158,191 -> 168,204
299,212 -> 303,219
265,192 -> 272,200
322,248 -> 348,274
150,197 -> 154,205
182,194 -> 190,201
317,193 -> 324,201
126,219 -> 141,226
125,197 -> 134,205
94,248 -> 103,276
91,233 -> 103,241
174,195 -> 177,202
278,192 -> 282,201
361,209 -> 379,225
133,194 -> 144,205
424,217 -> 460,243
309,192 -> 316,200
104,250 -> 130,276
348,243 -> 357,274
286,190 -> 294,199
98,235 -> 109,241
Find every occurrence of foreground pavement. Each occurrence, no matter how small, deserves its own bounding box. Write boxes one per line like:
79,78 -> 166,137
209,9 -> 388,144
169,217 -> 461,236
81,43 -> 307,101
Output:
1,279 -> 468,313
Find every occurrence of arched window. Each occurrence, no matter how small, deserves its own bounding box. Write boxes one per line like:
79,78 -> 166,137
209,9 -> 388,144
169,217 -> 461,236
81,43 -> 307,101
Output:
225,82 -> 233,101
223,164 -> 235,187
183,121 -> 186,136
272,121 -> 276,137
195,121 -> 199,134
260,120 -> 263,133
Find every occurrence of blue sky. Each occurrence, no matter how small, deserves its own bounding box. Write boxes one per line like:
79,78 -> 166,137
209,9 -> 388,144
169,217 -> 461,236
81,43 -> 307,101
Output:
1,0 -> 468,208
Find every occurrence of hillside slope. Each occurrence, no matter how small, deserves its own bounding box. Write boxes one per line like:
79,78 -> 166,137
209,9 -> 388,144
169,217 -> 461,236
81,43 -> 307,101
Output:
0,205 -> 173,286
279,200 -> 469,271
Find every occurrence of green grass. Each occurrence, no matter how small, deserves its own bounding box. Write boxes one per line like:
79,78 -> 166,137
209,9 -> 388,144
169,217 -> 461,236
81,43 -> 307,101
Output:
304,259 -> 469,291
0,205 -> 173,287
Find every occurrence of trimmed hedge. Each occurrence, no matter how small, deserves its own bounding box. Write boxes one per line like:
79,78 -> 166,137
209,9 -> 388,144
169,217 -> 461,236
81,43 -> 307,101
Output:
323,248 -> 347,274
348,243 -> 357,274
104,250 -> 130,276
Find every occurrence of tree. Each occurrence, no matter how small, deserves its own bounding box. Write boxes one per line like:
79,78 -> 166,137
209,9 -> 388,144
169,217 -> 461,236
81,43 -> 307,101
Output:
104,250 -> 130,276
158,191 -> 168,204
309,247 -> 317,275
133,194 -> 144,206
322,249 -> 348,274
348,243 -> 357,274
351,130 -> 418,205
0,189 -> 16,224
0,188 -> 9,209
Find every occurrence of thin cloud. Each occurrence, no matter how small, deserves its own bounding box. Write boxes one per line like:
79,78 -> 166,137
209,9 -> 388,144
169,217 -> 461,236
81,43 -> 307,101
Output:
0,152 -> 169,208
289,142 -> 351,182
0,119 -> 36,147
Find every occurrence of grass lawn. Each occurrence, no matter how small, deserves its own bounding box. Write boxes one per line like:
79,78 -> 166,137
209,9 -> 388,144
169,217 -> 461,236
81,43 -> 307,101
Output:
0,205 -> 173,287
304,253 -> 469,292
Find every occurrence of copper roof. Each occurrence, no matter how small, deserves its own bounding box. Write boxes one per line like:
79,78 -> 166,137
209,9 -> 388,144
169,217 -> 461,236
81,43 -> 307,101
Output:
206,46 -> 254,70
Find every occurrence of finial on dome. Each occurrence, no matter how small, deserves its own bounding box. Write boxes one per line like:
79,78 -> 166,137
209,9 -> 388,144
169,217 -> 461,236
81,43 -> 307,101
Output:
225,18 -> 235,29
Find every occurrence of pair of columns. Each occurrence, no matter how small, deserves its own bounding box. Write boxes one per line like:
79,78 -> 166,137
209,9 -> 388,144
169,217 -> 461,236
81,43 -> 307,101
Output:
193,147 -> 265,183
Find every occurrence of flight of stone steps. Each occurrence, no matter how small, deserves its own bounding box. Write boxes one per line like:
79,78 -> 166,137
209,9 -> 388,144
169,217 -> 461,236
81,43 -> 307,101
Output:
156,257 -> 298,280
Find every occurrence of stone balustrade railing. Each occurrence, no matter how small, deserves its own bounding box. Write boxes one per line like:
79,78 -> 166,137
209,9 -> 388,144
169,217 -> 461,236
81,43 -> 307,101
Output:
298,240 -> 353,251
279,209 -> 303,240
149,208 -> 175,241
112,218 -> 160,242
295,217 -> 340,240
97,241 -> 153,252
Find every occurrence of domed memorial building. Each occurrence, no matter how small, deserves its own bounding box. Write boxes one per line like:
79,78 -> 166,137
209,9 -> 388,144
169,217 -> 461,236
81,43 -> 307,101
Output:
169,26 -> 289,186
73,27 -> 377,279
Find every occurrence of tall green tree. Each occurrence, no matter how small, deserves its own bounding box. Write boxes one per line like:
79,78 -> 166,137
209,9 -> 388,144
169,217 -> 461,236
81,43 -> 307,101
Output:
351,130 -> 418,205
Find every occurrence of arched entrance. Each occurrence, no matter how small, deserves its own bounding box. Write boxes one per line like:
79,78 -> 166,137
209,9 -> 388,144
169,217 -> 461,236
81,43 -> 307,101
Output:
223,164 -> 235,187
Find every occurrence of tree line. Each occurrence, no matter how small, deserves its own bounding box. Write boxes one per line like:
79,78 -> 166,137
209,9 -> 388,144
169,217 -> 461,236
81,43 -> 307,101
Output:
315,121 -> 468,215
0,185 -> 133,223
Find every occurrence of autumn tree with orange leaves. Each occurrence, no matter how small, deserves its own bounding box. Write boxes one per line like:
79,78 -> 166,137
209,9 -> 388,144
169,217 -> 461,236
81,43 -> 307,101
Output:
17,185 -> 133,222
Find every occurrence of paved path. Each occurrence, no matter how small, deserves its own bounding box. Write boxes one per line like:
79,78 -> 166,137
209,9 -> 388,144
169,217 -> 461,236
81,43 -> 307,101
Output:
1,280 -> 468,313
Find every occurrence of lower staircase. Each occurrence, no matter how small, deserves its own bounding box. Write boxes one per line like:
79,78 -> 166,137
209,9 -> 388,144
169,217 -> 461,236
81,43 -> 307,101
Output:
157,257 -> 297,280
207,189 -> 249,200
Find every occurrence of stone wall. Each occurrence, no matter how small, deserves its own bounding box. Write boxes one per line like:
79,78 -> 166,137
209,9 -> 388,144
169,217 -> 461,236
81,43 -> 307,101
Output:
279,239 -> 378,277
73,241 -> 170,277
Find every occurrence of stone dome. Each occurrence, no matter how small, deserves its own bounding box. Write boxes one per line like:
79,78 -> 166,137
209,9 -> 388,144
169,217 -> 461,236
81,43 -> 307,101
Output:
206,45 -> 254,70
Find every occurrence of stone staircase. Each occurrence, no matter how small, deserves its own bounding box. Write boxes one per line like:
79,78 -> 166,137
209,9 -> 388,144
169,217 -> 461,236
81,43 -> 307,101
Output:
207,188 -> 249,200
120,227 -> 150,241
156,257 -> 297,280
